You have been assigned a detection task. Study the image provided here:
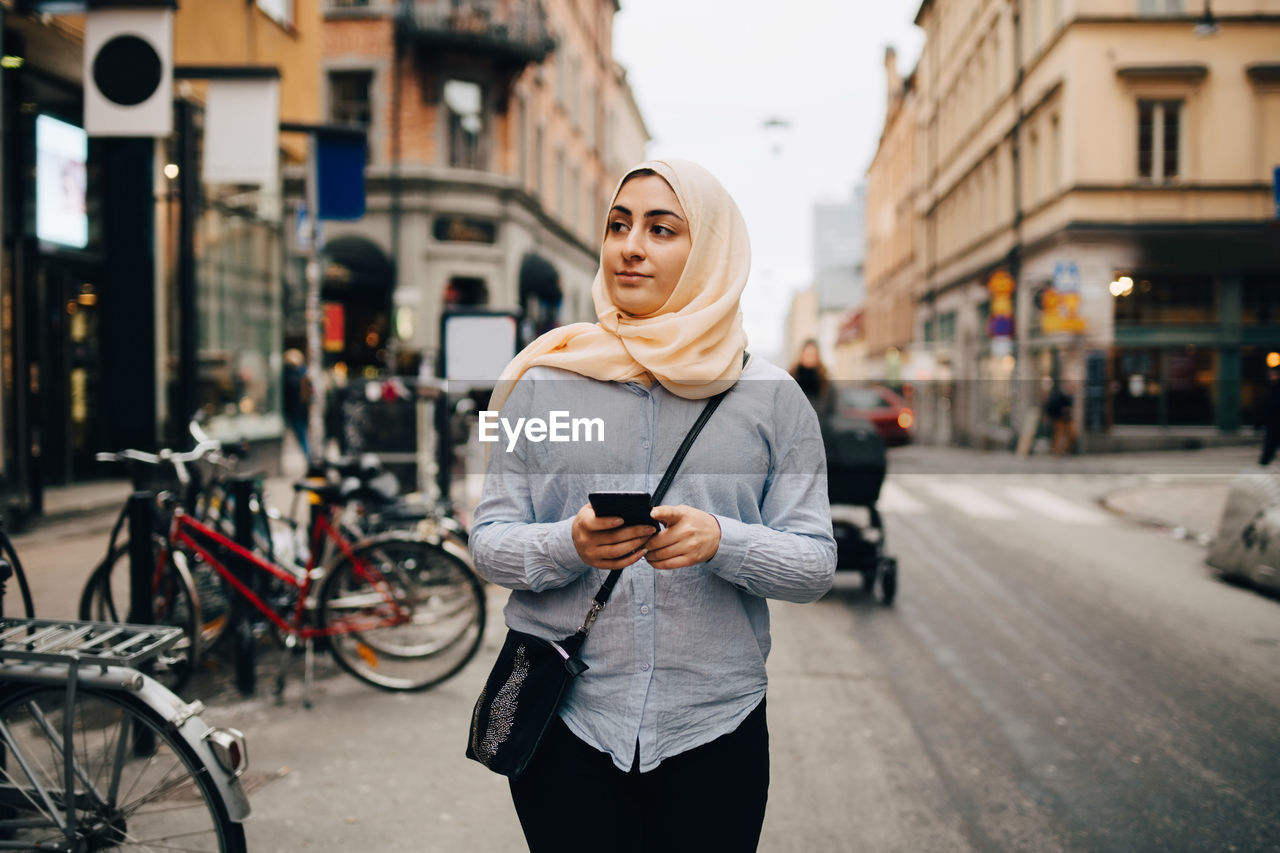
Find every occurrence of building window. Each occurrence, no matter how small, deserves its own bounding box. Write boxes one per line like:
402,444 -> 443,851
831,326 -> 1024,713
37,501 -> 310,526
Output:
444,79 -> 485,170
938,311 -> 957,342
1114,274 -> 1216,326
1138,99 -> 1181,181
1138,0 -> 1185,14
444,277 -> 489,307
328,70 -> 372,126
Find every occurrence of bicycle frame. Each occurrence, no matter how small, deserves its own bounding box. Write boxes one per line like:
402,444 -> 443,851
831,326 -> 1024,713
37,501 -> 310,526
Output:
169,507 -> 409,641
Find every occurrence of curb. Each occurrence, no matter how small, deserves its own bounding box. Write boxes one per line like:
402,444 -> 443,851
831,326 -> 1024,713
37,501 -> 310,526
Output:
1098,483 -> 1223,545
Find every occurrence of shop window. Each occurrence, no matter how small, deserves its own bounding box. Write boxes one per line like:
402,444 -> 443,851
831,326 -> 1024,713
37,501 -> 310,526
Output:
1241,276 -> 1280,326
444,277 -> 489,308
1113,349 -> 1162,425
1137,99 -> 1181,182
1166,347 -> 1215,426
1111,346 -> 1215,427
1240,345 -> 1271,430
1113,275 -> 1216,326
444,79 -> 486,170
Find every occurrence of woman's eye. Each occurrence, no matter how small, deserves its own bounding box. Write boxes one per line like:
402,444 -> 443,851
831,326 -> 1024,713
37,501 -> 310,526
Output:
652,224 -> 674,236
607,221 -> 628,233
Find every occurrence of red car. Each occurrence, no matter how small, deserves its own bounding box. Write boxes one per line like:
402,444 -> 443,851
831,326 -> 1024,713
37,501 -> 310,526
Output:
830,385 -> 914,446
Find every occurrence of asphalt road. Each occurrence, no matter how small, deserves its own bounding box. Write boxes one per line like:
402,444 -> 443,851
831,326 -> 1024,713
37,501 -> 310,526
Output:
7,457 -> 1279,851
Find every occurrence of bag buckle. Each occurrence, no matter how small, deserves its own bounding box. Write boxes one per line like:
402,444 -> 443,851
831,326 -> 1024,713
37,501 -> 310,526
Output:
578,600 -> 605,634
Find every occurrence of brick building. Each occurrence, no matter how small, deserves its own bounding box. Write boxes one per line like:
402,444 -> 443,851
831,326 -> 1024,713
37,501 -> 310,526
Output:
302,0 -> 649,379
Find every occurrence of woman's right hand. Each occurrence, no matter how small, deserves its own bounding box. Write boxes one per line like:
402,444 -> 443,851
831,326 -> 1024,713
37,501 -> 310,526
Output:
572,503 -> 656,570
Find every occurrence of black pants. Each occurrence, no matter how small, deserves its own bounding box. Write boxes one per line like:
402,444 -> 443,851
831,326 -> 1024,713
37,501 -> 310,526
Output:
509,699 -> 769,853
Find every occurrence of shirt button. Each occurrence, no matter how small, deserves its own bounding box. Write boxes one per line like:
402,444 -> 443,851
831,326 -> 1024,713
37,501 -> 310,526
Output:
640,605 -> 650,615
642,440 -> 650,449
641,663 -> 650,672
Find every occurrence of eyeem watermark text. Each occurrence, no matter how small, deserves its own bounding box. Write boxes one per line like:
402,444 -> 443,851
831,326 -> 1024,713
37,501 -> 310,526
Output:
478,410 -> 605,451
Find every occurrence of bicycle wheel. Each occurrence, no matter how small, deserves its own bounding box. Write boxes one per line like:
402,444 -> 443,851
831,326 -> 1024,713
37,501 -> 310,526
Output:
0,531 -> 36,618
78,538 -> 203,694
318,536 -> 486,692
0,684 -> 246,852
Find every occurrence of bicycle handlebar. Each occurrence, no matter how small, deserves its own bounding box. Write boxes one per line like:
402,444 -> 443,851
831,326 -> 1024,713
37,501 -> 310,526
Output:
95,440 -> 221,486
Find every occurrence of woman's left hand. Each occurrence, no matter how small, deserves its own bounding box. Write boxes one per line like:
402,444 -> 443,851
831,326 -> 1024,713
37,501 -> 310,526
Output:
644,505 -> 722,570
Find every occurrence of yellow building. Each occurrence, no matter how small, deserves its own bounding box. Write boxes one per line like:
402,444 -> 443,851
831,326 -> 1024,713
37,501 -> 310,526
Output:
0,0 -> 323,516
903,0 -> 1280,450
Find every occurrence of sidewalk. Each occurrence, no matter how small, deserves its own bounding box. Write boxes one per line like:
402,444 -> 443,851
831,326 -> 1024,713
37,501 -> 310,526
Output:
1100,481 -> 1230,543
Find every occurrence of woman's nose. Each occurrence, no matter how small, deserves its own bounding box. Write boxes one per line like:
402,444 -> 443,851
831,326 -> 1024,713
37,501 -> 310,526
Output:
621,229 -> 645,258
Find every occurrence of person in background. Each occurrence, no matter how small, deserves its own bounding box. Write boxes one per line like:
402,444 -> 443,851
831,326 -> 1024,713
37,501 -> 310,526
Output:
282,348 -> 310,462
790,339 -> 834,419
470,159 -> 836,853
1044,381 -> 1075,456
1259,367 -> 1280,465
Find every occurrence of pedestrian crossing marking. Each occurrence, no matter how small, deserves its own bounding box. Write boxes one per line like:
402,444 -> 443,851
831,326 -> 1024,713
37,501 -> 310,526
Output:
1002,485 -> 1112,525
922,482 -> 1019,519
876,481 -> 928,514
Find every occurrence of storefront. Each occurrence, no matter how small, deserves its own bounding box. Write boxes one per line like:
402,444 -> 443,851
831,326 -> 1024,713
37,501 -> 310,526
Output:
1111,272 -> 1279,432
2,24 -> 111,514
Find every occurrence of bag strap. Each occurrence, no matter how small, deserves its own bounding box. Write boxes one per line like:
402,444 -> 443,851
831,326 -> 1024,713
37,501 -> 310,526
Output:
572,366 -> 741,640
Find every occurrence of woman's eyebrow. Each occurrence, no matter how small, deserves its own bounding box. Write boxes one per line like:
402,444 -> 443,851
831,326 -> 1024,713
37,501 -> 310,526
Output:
610,204 -> 685,222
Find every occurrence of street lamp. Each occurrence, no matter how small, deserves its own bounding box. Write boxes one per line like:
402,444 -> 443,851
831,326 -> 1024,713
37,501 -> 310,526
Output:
1194,1 -> 1220,37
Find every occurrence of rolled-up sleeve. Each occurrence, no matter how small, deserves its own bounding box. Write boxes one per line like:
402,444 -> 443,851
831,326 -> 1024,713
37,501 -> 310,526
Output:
469,384 -> 595,593
704,391 -> 836,602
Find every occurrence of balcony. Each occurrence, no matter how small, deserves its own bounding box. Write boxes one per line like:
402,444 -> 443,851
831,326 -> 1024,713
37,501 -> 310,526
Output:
396,0 -> 555,67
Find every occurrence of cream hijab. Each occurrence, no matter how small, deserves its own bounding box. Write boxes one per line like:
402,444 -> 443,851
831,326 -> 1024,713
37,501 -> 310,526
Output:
489,159 -> 749,412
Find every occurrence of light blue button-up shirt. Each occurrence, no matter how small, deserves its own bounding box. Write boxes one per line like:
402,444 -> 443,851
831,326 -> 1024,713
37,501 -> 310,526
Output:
469,356 -> 836,772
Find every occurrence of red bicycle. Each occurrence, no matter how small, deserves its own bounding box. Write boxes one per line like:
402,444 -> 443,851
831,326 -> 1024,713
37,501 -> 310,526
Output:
81,450 -> 486,702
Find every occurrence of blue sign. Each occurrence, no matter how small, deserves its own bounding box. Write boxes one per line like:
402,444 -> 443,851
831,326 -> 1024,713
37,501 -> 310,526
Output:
1053,260 -> 1081,293
1273,166 -> 1279,220
317,134 -> 367,221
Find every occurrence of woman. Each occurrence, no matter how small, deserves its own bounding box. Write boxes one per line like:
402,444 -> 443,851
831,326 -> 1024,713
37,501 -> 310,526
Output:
790,338 -> 834,419
470,159 -> 835,852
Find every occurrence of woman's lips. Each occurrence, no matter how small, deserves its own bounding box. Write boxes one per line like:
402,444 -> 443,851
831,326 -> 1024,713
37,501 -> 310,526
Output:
615,272 -> 649,284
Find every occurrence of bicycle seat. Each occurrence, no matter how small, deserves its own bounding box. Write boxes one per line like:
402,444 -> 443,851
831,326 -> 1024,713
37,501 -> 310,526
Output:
292,479 -> 344,503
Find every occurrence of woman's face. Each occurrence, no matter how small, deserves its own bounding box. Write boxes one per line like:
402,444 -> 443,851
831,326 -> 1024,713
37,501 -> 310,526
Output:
603,174 -> 692,317
800,343 -> 820,368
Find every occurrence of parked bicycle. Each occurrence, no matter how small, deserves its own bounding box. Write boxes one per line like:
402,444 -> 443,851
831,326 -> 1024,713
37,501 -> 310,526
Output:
0,561 -> 251,852
77,438 -> 228,693
82,445 -> 486,704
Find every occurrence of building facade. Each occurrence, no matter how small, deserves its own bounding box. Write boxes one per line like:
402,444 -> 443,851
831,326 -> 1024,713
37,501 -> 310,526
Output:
900,0 -> 1280,451
1,0 -> 321,520
306,0 -> 648,383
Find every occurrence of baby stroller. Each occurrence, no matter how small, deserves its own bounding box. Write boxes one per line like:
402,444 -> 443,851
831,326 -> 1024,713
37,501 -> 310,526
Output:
824,416 -> 898,605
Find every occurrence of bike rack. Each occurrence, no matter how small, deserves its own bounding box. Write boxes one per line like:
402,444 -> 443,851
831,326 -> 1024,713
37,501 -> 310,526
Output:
0,618 -> 183,668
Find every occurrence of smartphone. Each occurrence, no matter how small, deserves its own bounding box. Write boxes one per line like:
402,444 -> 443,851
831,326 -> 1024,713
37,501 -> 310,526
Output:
588,491 -> 659,529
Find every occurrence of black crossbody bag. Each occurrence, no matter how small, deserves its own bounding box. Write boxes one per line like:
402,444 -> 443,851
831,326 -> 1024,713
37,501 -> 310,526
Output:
466,388 -> 730,778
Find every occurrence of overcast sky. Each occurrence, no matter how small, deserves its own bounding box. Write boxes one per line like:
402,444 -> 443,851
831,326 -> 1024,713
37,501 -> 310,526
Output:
612,1 -> 924,363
